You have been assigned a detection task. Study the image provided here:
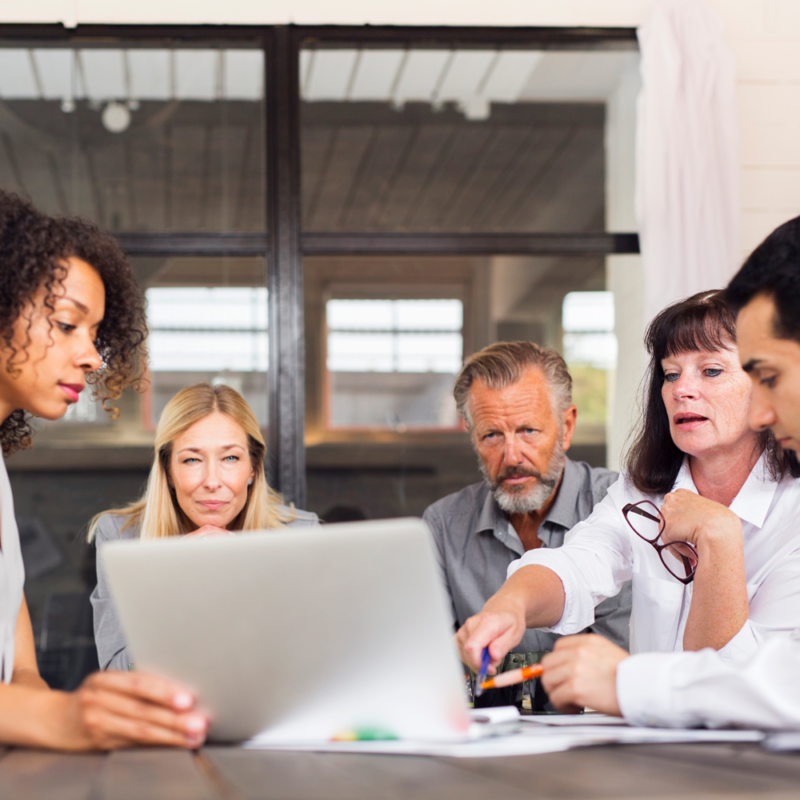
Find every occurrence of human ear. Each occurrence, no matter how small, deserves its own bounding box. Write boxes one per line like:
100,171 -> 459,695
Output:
562,405 -> 578,451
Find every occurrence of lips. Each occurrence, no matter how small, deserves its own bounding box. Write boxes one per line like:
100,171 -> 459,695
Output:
198,501 -> 226,510
58,383 -> 83,403
673,412 -> 708,429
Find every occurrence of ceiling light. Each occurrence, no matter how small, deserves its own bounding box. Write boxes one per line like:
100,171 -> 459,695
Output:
101,101 -> 131,133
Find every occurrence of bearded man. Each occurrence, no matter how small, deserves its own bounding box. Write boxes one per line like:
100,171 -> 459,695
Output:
423,341 -> 632,708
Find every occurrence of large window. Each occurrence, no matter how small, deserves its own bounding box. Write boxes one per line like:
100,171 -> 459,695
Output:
326,298 -> 463,429
0,28 -> 641,516
146,282 -> 269,428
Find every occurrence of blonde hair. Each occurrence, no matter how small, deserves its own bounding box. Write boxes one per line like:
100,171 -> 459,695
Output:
453,341 -> 573,429
88,383 -> 294,541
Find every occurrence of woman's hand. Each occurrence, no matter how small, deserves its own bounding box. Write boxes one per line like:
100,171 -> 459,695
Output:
49,671 -> 208,751
660,489 -> 741,553
540,634 -> 629,715
456,609 -> 526,675
185,524 -> 234,538
660,491 -> 748,652
456,565 -> 566,672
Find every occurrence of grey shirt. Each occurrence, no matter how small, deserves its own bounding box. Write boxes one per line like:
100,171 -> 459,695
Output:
91,505 -> 319,671
423,458 -> 632,653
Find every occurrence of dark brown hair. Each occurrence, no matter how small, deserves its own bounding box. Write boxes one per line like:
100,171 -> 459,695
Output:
626,290 -> 799,494
0,191 -> 148,455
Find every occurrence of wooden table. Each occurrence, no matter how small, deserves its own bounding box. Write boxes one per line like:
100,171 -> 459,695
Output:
3,742 -> 800,799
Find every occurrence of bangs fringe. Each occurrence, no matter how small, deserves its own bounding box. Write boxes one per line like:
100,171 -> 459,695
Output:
646,292 -> 737,363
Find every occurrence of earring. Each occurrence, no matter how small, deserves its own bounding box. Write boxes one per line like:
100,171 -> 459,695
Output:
248,478 -> 253,485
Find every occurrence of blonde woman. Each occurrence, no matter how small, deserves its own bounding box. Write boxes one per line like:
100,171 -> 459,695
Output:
90,382 -> 318,671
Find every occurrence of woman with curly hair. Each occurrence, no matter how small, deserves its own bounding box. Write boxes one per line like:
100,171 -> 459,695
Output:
0,190 -> 208,750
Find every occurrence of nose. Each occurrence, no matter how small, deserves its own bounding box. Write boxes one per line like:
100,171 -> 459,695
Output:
77,335 -> 103,373
502,434 -> 525,466
670,371 -> 699,400
203,460 -> 223,490
749,385 -> 777,432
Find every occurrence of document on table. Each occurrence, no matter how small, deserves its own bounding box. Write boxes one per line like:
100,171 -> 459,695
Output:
242,708 -> 764,758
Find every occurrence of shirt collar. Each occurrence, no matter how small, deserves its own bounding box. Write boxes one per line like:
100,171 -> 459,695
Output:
541,458 -> 581,531
674,452 -> 777,529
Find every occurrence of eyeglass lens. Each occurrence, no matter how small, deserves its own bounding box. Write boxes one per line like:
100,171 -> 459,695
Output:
625,502 -> 663,543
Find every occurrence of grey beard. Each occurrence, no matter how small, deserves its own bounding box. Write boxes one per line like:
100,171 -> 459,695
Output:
478,441 -> 565,515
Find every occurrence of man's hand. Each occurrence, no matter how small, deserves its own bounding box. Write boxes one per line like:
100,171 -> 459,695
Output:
540,634 -> 629,716
456,609 -> 526,674
48,671 -> 209,751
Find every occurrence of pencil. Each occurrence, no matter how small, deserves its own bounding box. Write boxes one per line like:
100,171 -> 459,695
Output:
479,663 -> 543,691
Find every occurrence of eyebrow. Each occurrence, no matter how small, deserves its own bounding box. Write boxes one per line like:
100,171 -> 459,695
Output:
741,358 -> 762,374
60,296 -> 90,314
177,444 -> 245,454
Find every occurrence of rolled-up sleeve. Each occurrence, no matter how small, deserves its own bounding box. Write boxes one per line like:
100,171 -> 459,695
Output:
507,481 -> 634,635
618,635 -> 800,729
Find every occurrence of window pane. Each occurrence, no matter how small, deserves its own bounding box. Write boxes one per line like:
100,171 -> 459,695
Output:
328,332 -> 394,372
301,46 -> 637,234
563,291 -> 614,332
395,300 -> 463,331
327,300 -> 394,331
322,292 -> 464,428
146,287 -> 268,331
0,43 -> 265,232
143,264 -> 269,428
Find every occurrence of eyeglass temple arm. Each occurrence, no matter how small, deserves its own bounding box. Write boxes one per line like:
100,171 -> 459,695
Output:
624,504 -> 661,523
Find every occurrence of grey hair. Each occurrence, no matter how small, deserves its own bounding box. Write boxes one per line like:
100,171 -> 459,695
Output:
453,341 -> 573,429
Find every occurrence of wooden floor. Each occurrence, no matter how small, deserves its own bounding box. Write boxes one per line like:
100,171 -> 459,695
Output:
3,742 -> 800,799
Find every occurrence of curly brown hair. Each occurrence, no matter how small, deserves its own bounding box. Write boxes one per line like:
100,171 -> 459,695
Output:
0,190 -> 148,456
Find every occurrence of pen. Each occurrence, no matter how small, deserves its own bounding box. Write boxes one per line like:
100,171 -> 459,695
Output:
474,647 -> 491,697
479,663 -> 543,691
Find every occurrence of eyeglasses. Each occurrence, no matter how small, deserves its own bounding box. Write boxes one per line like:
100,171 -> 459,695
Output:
622,500 -> 698,584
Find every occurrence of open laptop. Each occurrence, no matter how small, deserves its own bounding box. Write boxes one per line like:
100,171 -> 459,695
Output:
101,518 -> 471,743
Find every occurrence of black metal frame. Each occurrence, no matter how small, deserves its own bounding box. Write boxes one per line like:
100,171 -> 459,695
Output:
0,22 -> 640,505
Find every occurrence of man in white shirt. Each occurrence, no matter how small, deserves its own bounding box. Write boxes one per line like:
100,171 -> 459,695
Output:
538,214 -> 800,728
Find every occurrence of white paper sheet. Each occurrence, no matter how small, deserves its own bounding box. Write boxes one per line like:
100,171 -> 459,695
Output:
242,723 -> 764,758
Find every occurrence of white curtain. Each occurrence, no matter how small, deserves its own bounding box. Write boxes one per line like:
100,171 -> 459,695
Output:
636,0 -> 740,322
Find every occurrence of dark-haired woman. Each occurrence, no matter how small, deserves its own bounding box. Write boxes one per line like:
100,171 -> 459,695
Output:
0,190 -> 207,750
457,290 -> 800,691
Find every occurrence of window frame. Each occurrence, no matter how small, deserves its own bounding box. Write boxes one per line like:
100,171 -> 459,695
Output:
0,22 -> 640,507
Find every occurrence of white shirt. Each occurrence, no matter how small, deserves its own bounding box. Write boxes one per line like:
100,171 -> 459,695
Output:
617,635 -> 800,729
508,454 -> 800,663
0,455 -> 24,683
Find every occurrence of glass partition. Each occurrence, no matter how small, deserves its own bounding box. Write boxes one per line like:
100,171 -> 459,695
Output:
301,46 -> 637,233
0,43 -> 266,231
